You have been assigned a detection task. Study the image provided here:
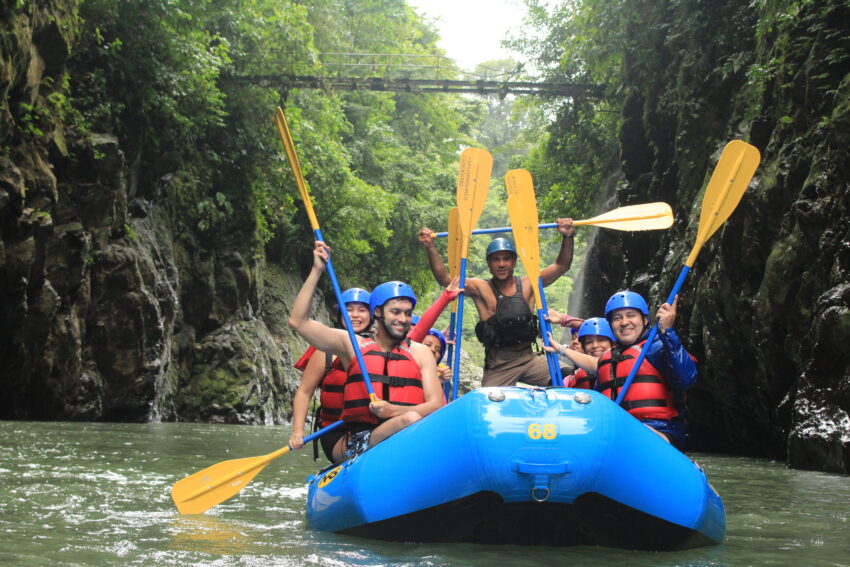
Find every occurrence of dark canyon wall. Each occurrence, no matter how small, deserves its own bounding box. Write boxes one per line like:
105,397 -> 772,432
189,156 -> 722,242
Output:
0,2 -> 314,424
0,1 -> 485,428
2,1 -> 848,474
572,0 -> 849,473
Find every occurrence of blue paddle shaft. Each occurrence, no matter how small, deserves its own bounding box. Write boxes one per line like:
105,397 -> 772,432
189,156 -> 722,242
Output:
289,419 -> 345,451
537,308 -> 558,385
444,311 -> 457,400
315,228 -> 376,397
614,265 -> 691,404
451,259 -> 468,402
434,223 -> 558,238
537,277 -> 564,387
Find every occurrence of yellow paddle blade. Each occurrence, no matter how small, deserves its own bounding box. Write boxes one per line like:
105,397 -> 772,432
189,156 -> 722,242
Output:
274,107 -> 320,231
504,168 -> 536,203
573,202 -> 674,231
505,170 -> 542,307
505,172 -> 520,197
504,170 -> 541,232
171,449 -> 285,514
456,148 -> 493,257
686,140 -> 761,266
447,206 -> 461,280
507,194 -> 543,309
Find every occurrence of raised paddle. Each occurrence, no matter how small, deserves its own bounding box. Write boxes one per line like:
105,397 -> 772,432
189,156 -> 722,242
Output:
431,202 -> 674,237
447,206 -> 462,281
506,194 -> 558,384
503,169 -> 561,383
505,169 -> 564,386
444,206 -> 461,399
274,106 -> 378,403
451,148 -> 493,401
614,140 -> 761,404
171,420 -> 345,514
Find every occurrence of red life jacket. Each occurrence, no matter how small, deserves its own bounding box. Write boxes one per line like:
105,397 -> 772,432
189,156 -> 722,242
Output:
596,340 -> 679,421
293,345 -> 317,372
343,339 -> 424,424
569,368 -> 595,389
318,359 -> 346,427
293,346 -> 346,428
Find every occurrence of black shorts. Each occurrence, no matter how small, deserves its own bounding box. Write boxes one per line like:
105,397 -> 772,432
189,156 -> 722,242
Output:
318,422 -> 375,462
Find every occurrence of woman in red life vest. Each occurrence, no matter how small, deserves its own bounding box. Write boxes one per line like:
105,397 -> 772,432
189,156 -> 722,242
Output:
568,327 -> 583,352
420,328 -> 451,383
289,242 -> 443,462
544,317 -> 615,389
289,287 -> 371,462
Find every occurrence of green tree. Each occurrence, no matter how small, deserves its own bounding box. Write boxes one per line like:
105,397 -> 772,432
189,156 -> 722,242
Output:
506,0 -> 622,221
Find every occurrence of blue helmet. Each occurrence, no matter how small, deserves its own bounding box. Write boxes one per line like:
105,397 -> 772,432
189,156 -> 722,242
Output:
578,317 -> 616,342
426,329 -> 447,363
605,290 -> 650,320
340,288 -> 370,307
370,281 -> 417,317
486,238 -> 517,259
411,314 -> 421,326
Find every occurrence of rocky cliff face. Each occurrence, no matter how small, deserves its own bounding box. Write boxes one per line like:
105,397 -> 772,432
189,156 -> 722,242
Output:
571,0 -> 849,472
1,2 -> 477,427
0,2 -> 311,424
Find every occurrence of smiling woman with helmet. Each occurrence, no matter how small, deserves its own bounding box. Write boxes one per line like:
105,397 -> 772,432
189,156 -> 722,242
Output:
290,287 -> 372,462
545,316 -> 616,389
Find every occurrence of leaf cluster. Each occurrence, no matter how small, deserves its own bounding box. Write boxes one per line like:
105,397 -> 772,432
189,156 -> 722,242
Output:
506,0 -> 622,222
66,0 -> 482,296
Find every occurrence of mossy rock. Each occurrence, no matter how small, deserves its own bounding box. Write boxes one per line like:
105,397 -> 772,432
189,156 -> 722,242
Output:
176,318 -> 296,424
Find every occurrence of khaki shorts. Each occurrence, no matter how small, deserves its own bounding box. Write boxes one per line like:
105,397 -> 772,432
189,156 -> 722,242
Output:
482,346 -> 553,387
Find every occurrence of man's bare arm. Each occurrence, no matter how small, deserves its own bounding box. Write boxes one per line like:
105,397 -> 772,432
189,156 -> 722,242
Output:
288,242 -> 353,359
418,227 -> 452,287
541,218 -> 575,287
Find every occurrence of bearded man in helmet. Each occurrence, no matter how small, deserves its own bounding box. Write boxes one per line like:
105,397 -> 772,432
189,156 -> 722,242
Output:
418,219 -> 575,387
547,291 -> 697,449
290,242 -> 444,461
596,290 -> 697,449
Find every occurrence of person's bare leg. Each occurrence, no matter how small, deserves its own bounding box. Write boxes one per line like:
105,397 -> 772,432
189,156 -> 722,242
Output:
331,433 -> 351,462
645,424 -> 671,443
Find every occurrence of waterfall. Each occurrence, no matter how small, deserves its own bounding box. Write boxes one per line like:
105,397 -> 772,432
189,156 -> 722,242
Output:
130,207 -> 180,422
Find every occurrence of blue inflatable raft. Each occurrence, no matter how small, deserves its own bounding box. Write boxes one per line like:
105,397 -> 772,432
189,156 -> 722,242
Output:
306,387 -> 725,550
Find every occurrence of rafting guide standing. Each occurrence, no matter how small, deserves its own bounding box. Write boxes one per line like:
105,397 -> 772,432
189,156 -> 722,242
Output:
418,219 -> 576,387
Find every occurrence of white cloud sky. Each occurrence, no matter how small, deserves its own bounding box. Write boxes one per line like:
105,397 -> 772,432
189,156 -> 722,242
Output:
407,0 -> 528,70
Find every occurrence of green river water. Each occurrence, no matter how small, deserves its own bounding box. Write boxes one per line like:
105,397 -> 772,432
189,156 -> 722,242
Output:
1,420 -> 848,566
